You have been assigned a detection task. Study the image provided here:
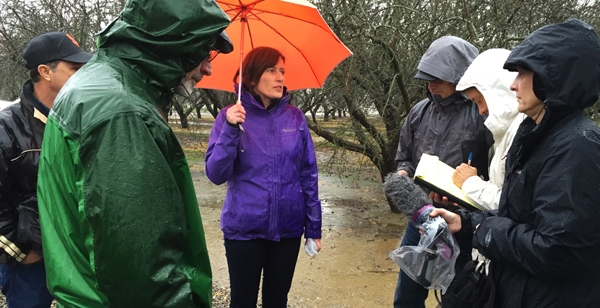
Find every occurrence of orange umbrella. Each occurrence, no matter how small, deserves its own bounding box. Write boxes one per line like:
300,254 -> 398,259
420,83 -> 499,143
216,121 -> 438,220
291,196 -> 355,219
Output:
197,0 -> 352,98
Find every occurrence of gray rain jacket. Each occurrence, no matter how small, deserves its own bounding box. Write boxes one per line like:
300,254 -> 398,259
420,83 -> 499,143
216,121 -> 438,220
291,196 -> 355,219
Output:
396,36 -> 493,183
459,19 -> 600,307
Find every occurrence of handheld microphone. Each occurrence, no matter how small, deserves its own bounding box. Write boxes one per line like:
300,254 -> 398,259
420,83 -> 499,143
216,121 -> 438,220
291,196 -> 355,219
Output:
384,172 -> 458,289
383,172 -> 431,219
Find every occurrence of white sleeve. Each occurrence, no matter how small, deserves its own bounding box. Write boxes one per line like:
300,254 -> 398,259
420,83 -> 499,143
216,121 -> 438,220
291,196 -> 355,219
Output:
462,176 -> 502,211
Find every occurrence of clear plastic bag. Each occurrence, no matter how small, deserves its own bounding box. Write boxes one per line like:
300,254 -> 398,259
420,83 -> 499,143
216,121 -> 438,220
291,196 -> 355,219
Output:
304,238 -> 318,257
389,208 -> 460,293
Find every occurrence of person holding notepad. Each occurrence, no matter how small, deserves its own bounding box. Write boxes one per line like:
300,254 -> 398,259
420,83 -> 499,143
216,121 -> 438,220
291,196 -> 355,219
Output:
431,19 -> 600,307
393,36 -> 493,308
450,49 -> 523,211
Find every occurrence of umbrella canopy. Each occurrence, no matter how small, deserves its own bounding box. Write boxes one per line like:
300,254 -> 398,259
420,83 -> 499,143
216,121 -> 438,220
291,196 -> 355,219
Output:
197,0 -> 352,93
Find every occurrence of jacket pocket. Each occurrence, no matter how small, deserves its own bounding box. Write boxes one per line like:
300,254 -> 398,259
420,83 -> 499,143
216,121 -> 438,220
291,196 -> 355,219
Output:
17,202 -> 41,250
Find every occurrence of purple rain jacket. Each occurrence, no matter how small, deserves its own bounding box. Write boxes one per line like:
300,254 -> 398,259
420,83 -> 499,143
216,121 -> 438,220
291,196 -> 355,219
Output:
205,85 -> 322,241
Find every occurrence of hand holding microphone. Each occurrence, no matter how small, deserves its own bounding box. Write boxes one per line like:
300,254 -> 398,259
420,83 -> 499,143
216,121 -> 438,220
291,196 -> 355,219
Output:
383,172 -> 460,291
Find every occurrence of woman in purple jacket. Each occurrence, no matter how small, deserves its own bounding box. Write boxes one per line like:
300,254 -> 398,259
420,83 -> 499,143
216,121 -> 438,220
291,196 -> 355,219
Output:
205,47 -> 322,308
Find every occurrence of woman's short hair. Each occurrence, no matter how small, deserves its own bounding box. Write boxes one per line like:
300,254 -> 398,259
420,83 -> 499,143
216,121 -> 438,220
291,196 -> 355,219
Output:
233,47 -> 285,93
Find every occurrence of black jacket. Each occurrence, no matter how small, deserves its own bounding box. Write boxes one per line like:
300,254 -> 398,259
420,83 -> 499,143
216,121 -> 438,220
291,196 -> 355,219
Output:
0,80 -> 46,263
459,19 -> 600,307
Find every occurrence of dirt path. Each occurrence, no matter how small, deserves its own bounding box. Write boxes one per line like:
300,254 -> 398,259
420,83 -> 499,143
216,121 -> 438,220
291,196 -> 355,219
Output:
190,162 -> 440,308
0,161 -> 439,308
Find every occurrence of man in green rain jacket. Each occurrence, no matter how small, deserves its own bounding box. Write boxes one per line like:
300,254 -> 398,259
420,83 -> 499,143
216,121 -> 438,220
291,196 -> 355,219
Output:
36,0 -> 231,307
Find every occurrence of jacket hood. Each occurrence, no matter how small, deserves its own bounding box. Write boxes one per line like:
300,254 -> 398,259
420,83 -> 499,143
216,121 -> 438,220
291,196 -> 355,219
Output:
97,0 -> 231,92
417,36 -> 479,84
504,19 -> 600,114
457,49 -> 520,140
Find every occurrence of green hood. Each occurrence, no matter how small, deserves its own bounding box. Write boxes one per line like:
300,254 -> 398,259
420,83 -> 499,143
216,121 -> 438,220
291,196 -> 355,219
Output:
37,1 -> 231,307
97,0 -> 230,102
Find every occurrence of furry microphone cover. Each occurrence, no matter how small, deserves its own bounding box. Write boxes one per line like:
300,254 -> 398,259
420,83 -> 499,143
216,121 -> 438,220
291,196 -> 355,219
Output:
383,173 -> 431,218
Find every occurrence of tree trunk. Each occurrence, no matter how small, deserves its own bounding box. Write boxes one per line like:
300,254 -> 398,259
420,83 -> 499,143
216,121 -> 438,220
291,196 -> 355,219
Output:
310,109 -> 317,123
196,104 -> 203,119
172,102 -> 189,128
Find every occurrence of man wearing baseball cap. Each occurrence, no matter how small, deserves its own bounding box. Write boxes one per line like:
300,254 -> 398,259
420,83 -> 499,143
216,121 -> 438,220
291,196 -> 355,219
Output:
36,0 -> 233,307
0,32 -> 91,307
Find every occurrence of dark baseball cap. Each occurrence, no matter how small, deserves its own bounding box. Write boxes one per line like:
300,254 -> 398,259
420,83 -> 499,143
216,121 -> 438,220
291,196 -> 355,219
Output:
23,32 -> 92,70
213,30 -> 233,54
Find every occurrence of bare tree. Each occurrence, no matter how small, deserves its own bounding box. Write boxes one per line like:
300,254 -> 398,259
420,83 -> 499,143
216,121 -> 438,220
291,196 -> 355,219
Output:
295,0 -> 600,210
0,0 -> 124,99
1,0 -> 599,210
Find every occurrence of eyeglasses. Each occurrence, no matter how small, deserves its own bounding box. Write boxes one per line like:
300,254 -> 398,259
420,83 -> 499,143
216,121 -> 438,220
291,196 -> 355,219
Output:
207,50 -> 219,62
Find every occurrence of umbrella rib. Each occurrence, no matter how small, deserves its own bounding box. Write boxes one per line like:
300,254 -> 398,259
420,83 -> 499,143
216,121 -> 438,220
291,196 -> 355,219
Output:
247,9 -> 330,33
209,1 -> 351,91
246,10 -> 346,58
229,10 -> 243,23
246,10 -> 321,85
246,18 -> 255,50
218,3 -> 241,15
233,0 -> 264,7
218,0 -> 265,21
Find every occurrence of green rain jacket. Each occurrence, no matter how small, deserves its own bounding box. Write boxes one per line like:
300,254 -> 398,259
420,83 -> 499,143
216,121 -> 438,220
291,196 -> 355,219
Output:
36,1 -> 230,307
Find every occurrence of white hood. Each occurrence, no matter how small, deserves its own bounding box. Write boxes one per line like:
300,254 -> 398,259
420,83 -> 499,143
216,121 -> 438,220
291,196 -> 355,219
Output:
456,49 -> 524,210
456,49 -> 520,144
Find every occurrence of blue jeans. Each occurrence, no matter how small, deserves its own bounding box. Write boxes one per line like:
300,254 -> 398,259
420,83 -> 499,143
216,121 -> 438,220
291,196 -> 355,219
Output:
393,222 -> 471,308
0,260 -> 53,308
393,222 -> 428,308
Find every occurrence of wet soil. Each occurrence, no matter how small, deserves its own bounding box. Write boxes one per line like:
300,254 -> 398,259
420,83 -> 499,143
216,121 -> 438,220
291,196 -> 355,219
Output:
0,125 -> 442,307
189,161 -> 440,308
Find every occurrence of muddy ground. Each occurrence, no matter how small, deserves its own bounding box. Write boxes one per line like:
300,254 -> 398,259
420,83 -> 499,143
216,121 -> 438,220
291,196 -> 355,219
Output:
0,167 -> 440,308
189,160 -> 440,308
1,135 -> 443,308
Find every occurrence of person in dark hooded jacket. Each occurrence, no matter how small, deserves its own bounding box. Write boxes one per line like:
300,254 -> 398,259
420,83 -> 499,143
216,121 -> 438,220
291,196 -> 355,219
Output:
393,36 -> 493,308
431,19 -> 600,307
36,0 -> 232,307
0,32 -> 91,308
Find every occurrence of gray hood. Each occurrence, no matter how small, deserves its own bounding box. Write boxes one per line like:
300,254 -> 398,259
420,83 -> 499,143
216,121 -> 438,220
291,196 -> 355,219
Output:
417,36 -> 479,84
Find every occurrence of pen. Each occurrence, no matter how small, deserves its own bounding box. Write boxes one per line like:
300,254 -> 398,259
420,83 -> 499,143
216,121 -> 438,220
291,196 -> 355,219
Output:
467,152 -> 473,166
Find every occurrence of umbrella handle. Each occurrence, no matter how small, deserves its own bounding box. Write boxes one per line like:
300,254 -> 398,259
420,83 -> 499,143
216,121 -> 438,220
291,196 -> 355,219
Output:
235,13 -> 247,145
236,14 -> 247,105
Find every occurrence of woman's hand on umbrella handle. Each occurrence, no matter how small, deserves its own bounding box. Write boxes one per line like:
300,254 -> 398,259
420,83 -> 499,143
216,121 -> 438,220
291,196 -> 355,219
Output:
226,104 -> 246,125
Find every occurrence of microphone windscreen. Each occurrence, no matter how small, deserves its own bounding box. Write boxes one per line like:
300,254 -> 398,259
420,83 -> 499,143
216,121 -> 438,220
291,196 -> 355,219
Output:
383,173 -> 431,218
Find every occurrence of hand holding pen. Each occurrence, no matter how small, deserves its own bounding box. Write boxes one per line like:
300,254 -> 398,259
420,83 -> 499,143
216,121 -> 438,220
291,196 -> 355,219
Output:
452,152 -> 478,188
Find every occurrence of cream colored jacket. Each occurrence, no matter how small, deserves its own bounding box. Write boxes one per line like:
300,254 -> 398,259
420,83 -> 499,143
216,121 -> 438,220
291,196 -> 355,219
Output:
456,49 -> 523,210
